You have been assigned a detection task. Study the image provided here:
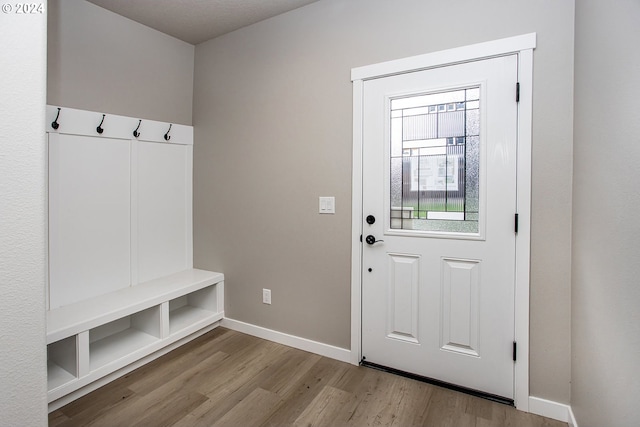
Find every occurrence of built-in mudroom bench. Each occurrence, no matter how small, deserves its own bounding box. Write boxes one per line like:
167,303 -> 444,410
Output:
45,106 -> 223,411
46,269 -> 223,406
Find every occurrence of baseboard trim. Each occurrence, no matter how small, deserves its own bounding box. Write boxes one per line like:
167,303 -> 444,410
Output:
221,318 -> 351,364
529,396 -> 576,425
568,405 -> 578,427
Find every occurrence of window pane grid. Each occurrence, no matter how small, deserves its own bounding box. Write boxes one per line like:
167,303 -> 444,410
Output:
390,87 -> 480,233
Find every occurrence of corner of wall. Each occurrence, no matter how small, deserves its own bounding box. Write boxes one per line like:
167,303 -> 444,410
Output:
0,7 -> 48,426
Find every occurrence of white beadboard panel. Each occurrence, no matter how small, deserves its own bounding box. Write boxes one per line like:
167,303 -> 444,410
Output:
136,141 -> 190,283
440,258 -> 480,357
48,133 -> 131,309
386,253 -> 420,343
130,140 -> 140,286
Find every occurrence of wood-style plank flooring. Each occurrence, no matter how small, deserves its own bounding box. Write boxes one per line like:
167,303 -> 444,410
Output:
49,328 -> 567,427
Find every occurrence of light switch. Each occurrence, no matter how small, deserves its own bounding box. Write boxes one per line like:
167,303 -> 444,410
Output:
319,196 -> 335,214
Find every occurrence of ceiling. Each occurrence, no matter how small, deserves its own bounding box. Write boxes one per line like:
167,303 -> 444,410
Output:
87,0 -> 322,45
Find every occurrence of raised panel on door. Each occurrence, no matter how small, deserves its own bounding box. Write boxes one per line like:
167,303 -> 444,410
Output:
386,253 -> 420,344
440,258 -> 480,357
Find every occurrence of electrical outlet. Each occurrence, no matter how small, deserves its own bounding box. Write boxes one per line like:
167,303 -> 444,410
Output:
262,288 -> 271,305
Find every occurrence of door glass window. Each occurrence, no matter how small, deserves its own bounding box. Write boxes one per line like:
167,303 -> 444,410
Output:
390,87 -> 480,233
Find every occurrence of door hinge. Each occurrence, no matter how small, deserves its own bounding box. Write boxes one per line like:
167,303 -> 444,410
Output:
513,341 -> 517,362
360,234 -> 363,242
516,82 -> 520,103
514,213 -> 519,234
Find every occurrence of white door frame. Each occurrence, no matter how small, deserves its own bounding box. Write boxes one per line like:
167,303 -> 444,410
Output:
350,33 -> 536,411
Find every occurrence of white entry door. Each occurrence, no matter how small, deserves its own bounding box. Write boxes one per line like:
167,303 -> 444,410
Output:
361,54 -> 519,400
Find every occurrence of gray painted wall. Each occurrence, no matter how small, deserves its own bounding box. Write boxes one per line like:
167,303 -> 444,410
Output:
572,0 -> 640,425
193,0 -> 574,403
0,10 -> 48,427
47,0 -> 195,125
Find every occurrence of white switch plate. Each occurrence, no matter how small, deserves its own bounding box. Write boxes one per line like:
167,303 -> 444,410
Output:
262,288 -> 271,305
319,197 -> 335,214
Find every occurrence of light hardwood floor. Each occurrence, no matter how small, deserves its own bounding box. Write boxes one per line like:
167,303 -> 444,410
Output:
49,328 -> 567,427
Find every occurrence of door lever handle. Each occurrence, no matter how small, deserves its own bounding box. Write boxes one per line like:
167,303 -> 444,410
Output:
365,235 -> 384,245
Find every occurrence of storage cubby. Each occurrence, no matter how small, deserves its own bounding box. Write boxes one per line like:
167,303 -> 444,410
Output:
46,269 -> 224,410
169,285 -> 218,335
89,306 -> 162,371
47,336 -> 77,392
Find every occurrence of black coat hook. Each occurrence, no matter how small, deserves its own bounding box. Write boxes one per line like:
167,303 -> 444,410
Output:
133,120 -> 142,138
164,124 -> 172,141
97,114 -> 105,134
51,108 -> 61,130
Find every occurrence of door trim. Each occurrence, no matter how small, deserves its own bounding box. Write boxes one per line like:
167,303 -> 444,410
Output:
350,33 -> 536,411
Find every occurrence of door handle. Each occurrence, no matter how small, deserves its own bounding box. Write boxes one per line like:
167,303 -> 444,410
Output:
365,235 -> 384,245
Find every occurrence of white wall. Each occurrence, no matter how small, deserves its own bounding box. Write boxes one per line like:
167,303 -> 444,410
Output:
0,8 -> 48,427
47,0 -> 195,125
193,0 -> 575,403
572,0 -> 640,425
